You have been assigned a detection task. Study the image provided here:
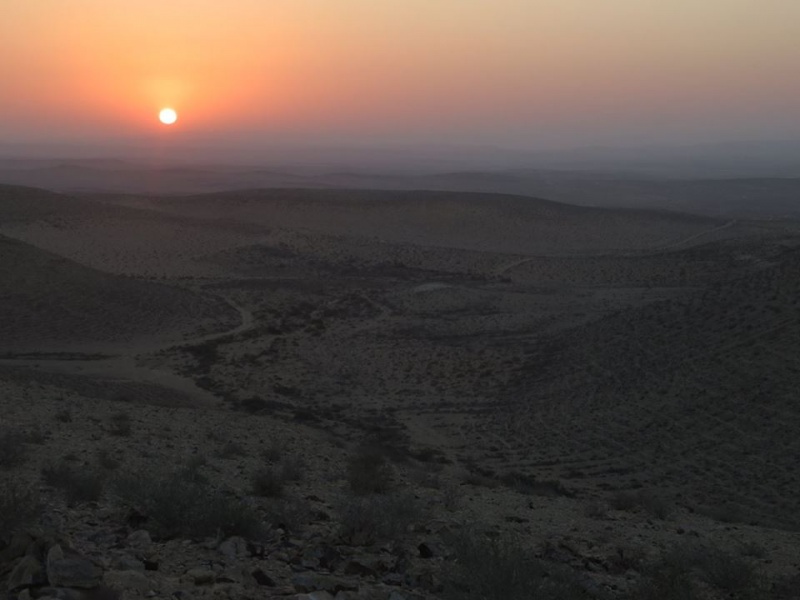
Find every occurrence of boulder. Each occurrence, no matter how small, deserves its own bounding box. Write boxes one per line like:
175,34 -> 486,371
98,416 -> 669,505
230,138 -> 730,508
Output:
7,555 -> 46,593
46,545 -> 103,589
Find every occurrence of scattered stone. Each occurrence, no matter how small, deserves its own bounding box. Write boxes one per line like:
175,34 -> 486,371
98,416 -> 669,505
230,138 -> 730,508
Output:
295,592 -> 335,600
251,568 -> 276,587
46,545 -> 103,589
218,536 -> 248,561
1,532 -> 36,564
292,573 -> 355,595
184,568 -> 215,586
112,555 -> 145,571
104,570 -> 155,595
8,555 -> 46,593
126,531 -> 152,549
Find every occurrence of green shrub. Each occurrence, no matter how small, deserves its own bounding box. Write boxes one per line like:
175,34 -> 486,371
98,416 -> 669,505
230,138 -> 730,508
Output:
113,469 -> 265,541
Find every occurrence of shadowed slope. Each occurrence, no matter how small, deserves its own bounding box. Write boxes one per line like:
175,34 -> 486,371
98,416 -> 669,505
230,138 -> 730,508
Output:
0,234 -> 236,352
504,241 -> 800,529
130,188 -> 736,256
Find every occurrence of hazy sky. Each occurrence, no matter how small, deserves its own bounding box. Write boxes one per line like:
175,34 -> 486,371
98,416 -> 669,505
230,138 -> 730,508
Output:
2,1 -> 799,151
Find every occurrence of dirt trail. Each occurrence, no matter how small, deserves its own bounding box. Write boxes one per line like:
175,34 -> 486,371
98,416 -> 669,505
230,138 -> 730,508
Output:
0,295 -> 256,408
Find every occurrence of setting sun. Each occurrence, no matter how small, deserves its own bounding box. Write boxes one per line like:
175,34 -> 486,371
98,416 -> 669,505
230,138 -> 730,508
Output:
158,108 -> 177,125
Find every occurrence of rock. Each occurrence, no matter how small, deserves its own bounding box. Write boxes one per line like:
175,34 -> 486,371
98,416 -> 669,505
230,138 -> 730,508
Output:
8,555 -> 46,592
29,587 -> 87,600
381,573 -> 405,587
46,545 -> 103,589
104,570 -> 155,594
184,568 -> 216,586
295,593 -> 335,600
343,559 -> 378,578
111,555 -> 145,571
126,531 -> 152,549
218,537 -> 248,561
251,568 -> 276,587
292,573 -> 356,594
1,532 -> 36,564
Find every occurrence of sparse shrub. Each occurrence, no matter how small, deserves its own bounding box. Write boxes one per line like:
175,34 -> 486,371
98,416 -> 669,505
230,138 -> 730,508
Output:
442,483 -> 461,511
262,438 -> 283,462
636,542 -> 766,600
0,480 -> 39,542
338,491 -> 420,545
23,426 -> 47,445
610,489 -> 671,519
113,469 -> 265,541
347,445 -> 393,495
217,440 -> 246,458
262,497 -> 310,534
96,447 -> 121,471
0,430 -> 28,469
108,412 -> 132,437
55,409 -> 73,423
251,467 -> 284,498
279,456 -> 305,482
41,461 -> 105,504
584,500 -> 608,519
442,530 -> 585,600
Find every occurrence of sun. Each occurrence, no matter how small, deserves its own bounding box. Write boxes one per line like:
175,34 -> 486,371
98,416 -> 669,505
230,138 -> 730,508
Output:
158,108 -> 178,125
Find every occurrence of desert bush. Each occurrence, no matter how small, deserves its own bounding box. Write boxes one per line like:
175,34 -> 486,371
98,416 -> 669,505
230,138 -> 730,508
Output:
262,438 -> 283,462
279,455 -> 305,482
610,489 -> 671,519
0,430 -> 29,469
23,426 -> 47,445
0,480 -> 39,542
96,447 -> 122,470
54,409 -> 73,423
635,542 -> 765,600
347,445 -> 394,495
41,461 -> 105,504
113,469 -> 265,541
338,492 -> 419,545
442,483 -> 461,511
108,412 -> 132,437
442,530 -> 585,600
217,440 -> 246,458
251,467 -> 284,498
262,497 -> 310,534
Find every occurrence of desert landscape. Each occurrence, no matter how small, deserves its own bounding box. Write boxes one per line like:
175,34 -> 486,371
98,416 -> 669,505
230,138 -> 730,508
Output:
2,181 -> 800,599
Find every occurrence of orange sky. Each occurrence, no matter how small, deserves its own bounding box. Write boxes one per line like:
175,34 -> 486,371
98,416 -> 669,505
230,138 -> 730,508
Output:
2,1 -> 799,149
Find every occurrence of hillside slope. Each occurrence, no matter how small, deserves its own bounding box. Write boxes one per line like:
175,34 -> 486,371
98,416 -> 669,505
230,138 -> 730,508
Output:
0,234 -> 236,352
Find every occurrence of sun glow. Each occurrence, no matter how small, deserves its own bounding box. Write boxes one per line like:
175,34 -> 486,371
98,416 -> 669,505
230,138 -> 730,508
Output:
158,108 -> 177,125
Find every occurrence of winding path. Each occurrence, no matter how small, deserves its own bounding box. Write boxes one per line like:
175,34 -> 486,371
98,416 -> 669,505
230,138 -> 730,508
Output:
0,295 -> 257,408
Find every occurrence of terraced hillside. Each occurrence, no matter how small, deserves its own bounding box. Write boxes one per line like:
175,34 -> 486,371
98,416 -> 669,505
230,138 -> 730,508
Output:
493,240 -> 800,529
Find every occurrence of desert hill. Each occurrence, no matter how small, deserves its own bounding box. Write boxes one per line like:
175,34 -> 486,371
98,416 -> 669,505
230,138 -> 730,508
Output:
108,188 -> 753,256
497,239 -> 800,529
0,234 -> 237,352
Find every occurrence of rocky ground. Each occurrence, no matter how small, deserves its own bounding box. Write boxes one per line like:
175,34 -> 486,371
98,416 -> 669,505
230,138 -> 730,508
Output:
2,185 -> 800,599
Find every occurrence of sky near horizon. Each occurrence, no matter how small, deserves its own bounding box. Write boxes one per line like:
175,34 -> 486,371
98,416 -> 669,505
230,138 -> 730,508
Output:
2,1 -> 799,152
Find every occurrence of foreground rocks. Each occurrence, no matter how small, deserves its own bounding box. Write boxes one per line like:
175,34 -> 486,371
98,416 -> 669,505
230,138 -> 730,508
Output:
2,529 -> 443,600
